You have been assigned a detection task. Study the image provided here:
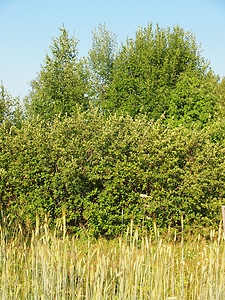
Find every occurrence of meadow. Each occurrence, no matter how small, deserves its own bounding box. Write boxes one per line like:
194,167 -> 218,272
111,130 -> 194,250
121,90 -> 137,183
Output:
1,215 -> 225,300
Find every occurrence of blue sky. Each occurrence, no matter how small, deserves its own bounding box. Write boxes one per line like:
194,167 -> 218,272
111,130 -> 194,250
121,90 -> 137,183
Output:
0,0 -> 225,99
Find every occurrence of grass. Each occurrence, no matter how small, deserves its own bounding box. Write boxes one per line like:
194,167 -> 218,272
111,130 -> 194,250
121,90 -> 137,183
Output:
1,216 -> 225,299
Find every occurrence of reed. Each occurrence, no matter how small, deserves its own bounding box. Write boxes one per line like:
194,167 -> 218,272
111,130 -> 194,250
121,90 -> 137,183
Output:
1,216 -> 225,299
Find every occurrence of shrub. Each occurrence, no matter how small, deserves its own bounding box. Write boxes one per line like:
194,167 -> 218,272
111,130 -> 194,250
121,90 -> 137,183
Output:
0,110 -> 224,237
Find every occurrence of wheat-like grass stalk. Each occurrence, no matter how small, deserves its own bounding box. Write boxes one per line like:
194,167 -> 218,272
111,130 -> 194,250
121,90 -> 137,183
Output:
1,216 -> 225,299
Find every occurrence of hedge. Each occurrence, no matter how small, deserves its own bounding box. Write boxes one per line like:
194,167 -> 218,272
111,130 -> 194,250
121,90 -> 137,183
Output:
0,111 -> 225,237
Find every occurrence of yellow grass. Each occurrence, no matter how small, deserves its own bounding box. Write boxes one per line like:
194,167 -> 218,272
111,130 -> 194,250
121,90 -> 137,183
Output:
1,217 -> 225,299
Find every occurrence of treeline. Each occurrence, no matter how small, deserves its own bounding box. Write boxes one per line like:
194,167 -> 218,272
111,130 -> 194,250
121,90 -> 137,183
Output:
0,23 -> 225,237
1,23 -> 225,126
25,24 -> 225,124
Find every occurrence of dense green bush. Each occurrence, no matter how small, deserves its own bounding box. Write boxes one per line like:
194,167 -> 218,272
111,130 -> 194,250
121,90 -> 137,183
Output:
0,111 -> 225,237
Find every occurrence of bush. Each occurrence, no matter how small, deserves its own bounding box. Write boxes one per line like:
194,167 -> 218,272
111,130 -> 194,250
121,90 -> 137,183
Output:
0,110 -> 225,237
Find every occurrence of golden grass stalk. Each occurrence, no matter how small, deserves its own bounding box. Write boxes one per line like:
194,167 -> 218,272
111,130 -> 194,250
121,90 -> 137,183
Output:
1,216 -> 225,299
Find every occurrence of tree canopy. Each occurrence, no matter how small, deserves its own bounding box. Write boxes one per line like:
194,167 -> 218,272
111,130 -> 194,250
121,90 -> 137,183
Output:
87,24 -> 117,107
101,24 -> 219,124
26,26 -> 89,120
0,81 -> 23,127
25,23 -> 221,125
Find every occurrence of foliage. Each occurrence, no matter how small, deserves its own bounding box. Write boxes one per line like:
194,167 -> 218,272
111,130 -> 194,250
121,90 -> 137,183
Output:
0,111 -> 225,237
25,26 -> 89,120
102,24 -> 219,124
87,24 -> 117,107
0,82 -> 23,127
23,23 -> 221,125
218,77 -> 225,115
1,23 -> 224,237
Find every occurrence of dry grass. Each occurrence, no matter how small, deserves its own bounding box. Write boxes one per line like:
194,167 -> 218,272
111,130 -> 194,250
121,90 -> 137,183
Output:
1,216 -> 225,299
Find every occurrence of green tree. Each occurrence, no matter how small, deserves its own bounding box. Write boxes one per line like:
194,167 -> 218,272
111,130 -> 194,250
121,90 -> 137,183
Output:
218,77 -> 225,115
0,81 -> 23,127
102,23 -> 219,124
26,26 -> 89,120
0,82 -> 6,124
87,24 -> 117,107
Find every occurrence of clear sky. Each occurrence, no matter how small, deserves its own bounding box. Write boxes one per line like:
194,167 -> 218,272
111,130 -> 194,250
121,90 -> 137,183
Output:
0,0 -> 225,99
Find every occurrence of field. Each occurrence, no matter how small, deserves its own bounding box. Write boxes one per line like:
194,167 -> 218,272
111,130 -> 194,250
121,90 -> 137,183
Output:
1,216 -> 225,300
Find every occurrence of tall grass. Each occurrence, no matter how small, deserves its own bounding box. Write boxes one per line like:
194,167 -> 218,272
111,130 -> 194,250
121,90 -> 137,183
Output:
1,216 -> 225,299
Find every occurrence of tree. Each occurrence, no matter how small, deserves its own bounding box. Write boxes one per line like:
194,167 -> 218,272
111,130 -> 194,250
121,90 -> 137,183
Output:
26,26 -> 89,120
87,24 -> 117,107
218,77 -> 225,116
0,81 -> 23,127
102,23 -> 219,124
0,82 -> 6,124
